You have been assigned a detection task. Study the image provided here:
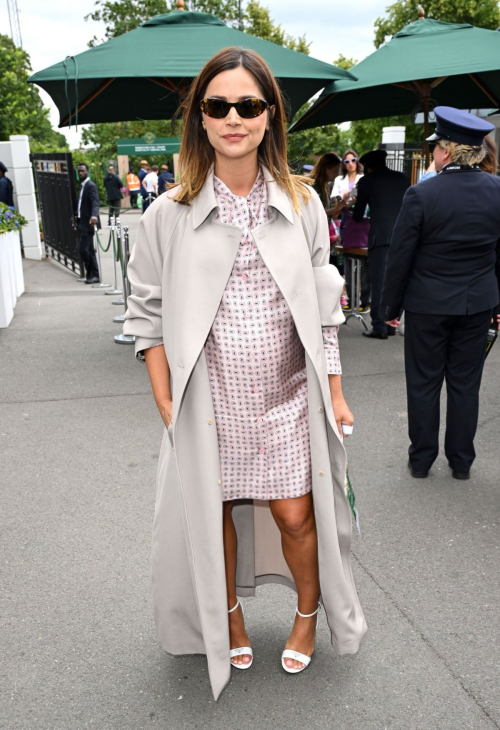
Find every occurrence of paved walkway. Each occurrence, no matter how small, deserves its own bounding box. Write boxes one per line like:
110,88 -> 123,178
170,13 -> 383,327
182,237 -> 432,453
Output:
2,216 -> 500,729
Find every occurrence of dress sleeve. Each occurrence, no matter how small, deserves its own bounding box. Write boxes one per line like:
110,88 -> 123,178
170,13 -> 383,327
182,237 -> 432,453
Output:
322,325 -> 342,375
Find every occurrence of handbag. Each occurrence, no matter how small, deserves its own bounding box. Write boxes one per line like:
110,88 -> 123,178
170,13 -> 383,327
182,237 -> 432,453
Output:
341,212 -> 370,249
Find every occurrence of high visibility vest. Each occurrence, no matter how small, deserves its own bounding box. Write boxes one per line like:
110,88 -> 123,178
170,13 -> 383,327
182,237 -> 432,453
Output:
127,173 -> 140,191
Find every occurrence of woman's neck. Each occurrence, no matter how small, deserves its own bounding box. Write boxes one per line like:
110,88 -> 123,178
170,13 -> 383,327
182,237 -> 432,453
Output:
348,170 -> 357,182
214,154 -> 260,197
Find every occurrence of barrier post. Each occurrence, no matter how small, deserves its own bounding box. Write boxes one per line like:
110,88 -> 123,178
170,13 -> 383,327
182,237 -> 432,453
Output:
92,225 -> 111,288
111,215 -> 125,305
115,225 -> 135,345
105,214 -> 123,296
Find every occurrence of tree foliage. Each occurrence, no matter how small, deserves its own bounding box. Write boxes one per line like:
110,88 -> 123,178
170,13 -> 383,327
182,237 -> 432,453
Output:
85,0 -> 309,52
0,34 -> 67,149
374,0 -> 500,48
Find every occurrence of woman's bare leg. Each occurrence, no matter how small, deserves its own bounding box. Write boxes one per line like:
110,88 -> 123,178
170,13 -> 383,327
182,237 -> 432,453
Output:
223,501 -> 252,666
269,492 -> 320,670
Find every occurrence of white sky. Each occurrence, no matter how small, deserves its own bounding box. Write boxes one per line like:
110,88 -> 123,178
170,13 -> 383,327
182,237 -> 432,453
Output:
0,0 -> 392,148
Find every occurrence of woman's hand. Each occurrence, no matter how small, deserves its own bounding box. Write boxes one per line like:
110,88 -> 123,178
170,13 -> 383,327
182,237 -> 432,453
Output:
386,318 -> 400,328
158,399 -> 173,429
332,396 -> 354,439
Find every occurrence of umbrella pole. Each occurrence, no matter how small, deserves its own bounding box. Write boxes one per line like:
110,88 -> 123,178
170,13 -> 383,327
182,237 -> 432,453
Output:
422,93 -> 430,168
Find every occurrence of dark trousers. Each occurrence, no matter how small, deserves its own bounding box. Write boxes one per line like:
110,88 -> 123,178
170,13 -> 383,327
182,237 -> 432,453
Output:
78,230 -> 99,280
369,245 -> 391,333
108,199 -> 121,221
142,193 -> 157,213
345,257 -> 371,308
405,309 -> 492,473
130,191 -> 139,208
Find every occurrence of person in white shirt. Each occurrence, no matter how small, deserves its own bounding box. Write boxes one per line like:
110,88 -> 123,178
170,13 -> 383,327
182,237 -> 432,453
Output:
142,165 -> 159,212
332,149 -> 370,313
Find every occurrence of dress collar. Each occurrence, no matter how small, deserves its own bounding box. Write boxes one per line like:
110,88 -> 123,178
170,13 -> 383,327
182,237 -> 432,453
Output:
190,164 -> 294,229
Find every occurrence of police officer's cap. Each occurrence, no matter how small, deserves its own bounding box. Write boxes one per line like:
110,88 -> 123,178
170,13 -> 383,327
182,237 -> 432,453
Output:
359,149 -> 387,168
427,106 -> 494,145
0,161 -> 8,173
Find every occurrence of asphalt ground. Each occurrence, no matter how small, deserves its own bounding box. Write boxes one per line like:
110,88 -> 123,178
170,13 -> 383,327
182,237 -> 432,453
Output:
2,209 -> 499,730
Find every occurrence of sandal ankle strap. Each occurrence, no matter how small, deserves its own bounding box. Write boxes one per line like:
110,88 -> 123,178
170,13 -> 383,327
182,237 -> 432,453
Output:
228,600 -> 240,614
296,602 -> 321,618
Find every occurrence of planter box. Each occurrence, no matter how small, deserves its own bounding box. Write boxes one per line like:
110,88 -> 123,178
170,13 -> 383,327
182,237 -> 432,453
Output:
0,230 -> 25,328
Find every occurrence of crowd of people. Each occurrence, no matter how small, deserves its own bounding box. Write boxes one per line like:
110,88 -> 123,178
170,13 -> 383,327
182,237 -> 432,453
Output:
309,133 -> 499,341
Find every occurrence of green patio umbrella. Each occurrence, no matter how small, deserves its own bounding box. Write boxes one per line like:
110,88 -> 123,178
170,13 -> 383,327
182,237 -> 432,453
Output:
289,9 -> 500,149
28,9 -> 355,128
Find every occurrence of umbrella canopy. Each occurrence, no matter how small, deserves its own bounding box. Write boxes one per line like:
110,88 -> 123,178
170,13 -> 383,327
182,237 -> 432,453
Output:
28,10 -> 355,128
289,16 -> 500,134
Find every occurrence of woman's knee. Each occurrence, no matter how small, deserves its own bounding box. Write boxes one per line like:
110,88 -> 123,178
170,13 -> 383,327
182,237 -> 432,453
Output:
273,500 -> 315,539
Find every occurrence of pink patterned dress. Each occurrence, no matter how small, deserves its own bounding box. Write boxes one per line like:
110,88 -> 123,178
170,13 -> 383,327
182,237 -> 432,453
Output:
205,170 -> 342,502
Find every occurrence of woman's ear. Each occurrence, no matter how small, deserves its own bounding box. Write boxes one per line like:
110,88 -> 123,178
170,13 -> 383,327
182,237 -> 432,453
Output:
266,105 -> 276,130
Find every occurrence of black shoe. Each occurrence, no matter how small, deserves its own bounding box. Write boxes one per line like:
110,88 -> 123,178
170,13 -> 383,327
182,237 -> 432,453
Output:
362,329 -> 388,340
408,460 -> 429,478
450,466 -> 470,480
85,277 -> 100,284
387,327 -> 396,337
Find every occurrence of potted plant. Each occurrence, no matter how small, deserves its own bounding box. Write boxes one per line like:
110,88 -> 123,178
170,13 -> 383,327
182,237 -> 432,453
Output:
0,203 -> 28,328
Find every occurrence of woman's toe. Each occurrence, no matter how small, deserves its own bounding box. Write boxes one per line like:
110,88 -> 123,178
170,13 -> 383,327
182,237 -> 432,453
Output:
285,658 -> 293,668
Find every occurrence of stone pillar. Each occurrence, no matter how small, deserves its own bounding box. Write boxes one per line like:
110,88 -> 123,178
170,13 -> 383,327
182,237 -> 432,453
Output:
118,155 -> 129,205
9,135 -> 43,261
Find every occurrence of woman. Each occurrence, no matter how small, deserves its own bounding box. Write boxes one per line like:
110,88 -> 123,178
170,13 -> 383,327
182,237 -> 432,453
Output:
331,148 -> 363,212
332,150 -> 370,313
123,47 -> 366,700
311,152 -> 344,286
311,152 -> 341,213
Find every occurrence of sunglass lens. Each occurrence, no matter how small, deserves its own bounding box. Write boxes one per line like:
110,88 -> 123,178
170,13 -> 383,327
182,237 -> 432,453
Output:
238,98 -> 266,118
204,99 -> 230,118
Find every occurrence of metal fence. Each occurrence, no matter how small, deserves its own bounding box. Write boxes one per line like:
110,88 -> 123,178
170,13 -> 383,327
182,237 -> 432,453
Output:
379,143 -> 428,185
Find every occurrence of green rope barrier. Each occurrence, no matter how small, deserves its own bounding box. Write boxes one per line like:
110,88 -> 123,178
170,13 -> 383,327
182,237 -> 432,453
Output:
95,227 -> 113,253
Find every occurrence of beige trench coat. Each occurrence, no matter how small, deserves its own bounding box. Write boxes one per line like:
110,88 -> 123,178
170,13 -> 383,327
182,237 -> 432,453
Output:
123,168 -> 367,700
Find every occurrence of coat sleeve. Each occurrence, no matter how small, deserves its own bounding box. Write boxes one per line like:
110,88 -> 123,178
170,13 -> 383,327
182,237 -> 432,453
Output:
495,237 -> 500,318
123,213 -> 164,360
381,185 -> 423,321
88,183 -> 100,218
351,175 -> 368,223
306,189 -> 346,327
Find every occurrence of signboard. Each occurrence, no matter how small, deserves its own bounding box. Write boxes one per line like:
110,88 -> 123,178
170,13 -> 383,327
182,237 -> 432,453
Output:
117,137 -> 181,155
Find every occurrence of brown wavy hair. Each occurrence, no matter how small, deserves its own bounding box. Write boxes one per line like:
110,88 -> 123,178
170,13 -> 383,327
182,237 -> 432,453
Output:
171,46 -> 312,212
481,136 -> 499,175
340,148 -> 363,178
311,152 -> 341,207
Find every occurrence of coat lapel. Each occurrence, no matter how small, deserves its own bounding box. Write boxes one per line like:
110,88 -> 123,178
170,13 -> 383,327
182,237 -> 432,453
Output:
171,173 -> 241,423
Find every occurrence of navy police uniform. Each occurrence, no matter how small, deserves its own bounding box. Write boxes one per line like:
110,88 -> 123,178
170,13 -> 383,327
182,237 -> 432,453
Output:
381,107 -> 500,478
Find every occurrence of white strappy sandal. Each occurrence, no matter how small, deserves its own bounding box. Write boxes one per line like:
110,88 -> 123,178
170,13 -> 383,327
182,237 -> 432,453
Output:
228,600 -> 253,670
281,603 -> 321,674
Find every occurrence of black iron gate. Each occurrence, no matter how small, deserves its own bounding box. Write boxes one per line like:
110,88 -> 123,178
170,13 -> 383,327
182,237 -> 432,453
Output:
31,152 -> 82,275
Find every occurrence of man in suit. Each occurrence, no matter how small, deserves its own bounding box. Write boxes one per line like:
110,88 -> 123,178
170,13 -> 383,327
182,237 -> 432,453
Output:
381,107 -> 500,480
352,149 -> 410,339
76,163 -> 101,284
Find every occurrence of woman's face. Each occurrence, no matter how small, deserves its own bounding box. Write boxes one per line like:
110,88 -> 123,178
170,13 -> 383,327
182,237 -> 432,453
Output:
202,66 -> 270,163
326,165 -> 339,182
343,153 -> 358,174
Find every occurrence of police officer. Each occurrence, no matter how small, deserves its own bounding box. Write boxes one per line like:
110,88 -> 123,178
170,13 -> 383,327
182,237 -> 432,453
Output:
381,107 -> 500,481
